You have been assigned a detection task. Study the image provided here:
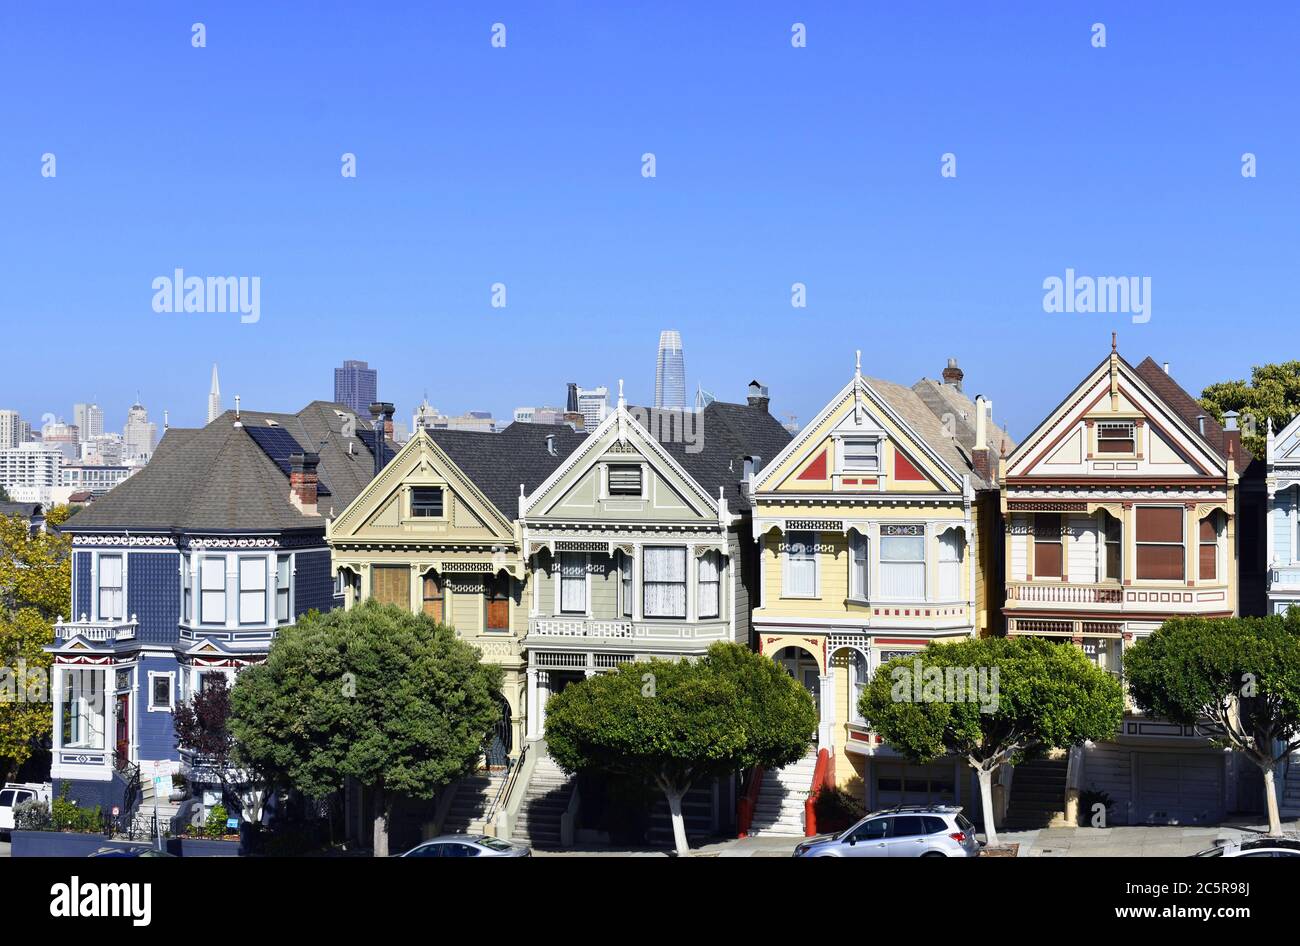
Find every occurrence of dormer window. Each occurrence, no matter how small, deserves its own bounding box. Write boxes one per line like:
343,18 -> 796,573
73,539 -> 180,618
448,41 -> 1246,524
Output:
607,464 -> 643,497
411,486 -> 444,518
842,439 -> 881,472
1097,421 -> 1136,454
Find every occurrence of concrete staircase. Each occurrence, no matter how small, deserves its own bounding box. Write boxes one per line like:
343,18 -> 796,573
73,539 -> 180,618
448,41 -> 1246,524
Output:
1280,763 -> 1300,818
139,776 -> 184,831
511,755 -> 575,848
440,769 -> 509,836
1005,757 -> 1069,829
646,783 -> 715,847
749,749 -> 817,837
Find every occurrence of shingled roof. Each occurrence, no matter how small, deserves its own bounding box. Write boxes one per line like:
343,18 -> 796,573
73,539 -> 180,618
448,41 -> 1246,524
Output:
1133,357 -> 1255,474
426,422 -> 589,518
61,401 -> 392,533
629,399 -> 793,510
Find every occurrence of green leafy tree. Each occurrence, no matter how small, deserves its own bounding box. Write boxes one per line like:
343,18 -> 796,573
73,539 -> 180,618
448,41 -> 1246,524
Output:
228,601 -> 503,857
1124,615 -> 1300,836
545,642 -> 816,856
859,636 -> 1123,847
1200,361 -> 1300,458
0,485 -> 10,502
0,505 -> 72,787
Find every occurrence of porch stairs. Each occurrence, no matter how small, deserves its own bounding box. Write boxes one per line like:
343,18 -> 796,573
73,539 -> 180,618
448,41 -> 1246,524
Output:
1005,757 -> 1070,829
1281,765 -> 1300,819
748,748 -> 818,837
646,784 -> 715,847
511,755 -> 575,848
440,769 -> 510,836
138,776 -> 183,831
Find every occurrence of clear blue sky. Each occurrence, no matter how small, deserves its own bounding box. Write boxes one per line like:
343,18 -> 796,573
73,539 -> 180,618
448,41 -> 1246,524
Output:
1,2 -> 1296,441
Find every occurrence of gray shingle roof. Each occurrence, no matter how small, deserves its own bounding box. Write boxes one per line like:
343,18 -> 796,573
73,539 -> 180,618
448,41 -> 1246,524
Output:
909,376 -> 1017,489
60,401 -> 387,533
426,423 -> 589,518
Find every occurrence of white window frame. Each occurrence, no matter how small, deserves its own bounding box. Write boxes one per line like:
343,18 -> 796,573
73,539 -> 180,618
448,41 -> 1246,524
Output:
937,529 -> 963,601
850,651 -> 869,725
604,462 -> 646,499
619,550 -> 633,618
840,438 -> 881,473
238,556 -> 268,625
697,552 -> 721,620
557,552 -> 589,616
181,554 -> 193,623
61,667 -> 107,749
782,531 -> 819,599
96,553 -> 124,621
276,553 -> 293,623
879,527 -> 927,601
147,670 -> 175,713
643,546 -> 688,619
200,556 -> 227,625
409,485 -> 446,519
848,532 -> 869,601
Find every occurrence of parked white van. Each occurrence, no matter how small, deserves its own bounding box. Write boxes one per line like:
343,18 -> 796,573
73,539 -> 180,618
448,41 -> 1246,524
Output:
0,782 -> 52,835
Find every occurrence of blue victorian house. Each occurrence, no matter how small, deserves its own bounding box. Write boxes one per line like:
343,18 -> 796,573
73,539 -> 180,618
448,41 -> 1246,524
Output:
50,401 -> 392,825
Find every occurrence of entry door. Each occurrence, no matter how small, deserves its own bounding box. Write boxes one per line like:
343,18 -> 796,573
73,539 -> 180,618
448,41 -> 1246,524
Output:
115,693 -> 130,767
802,668 -> 821,717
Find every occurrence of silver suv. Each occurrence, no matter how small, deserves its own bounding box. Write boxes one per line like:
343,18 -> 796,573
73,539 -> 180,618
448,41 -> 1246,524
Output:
793,805 -> 982,858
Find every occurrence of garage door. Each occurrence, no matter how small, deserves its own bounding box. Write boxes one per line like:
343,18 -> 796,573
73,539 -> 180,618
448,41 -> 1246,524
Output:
1134,752 -> 1224,825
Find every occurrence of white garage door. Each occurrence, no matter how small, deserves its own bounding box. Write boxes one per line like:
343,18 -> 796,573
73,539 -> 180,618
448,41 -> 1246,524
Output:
1134,752 -> 1224,825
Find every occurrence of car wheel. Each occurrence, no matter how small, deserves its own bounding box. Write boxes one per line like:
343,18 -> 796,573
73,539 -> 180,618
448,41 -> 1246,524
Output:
920,851 -> 946,857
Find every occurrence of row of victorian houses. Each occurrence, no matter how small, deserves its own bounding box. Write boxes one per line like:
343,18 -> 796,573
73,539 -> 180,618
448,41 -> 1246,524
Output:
44,340 -> 1300,849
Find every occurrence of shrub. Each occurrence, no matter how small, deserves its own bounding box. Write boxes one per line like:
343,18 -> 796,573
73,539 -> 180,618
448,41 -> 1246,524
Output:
49,782 -> 104,833
204,804 -> 230,839
13,798 -> 52,831
811,786 -> 865,833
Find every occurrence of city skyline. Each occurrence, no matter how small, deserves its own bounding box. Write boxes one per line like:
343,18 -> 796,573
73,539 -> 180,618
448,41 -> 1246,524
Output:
3,5 -> 1295,441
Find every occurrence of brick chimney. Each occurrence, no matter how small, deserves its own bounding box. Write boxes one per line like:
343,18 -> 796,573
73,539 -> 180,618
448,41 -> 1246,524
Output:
368,402 -> 395,477
289,451 -> 320,514
1223,410 -> 1243,465
747,380 -> 770,412
943,357 -> 964,392
971,395 -> 993,482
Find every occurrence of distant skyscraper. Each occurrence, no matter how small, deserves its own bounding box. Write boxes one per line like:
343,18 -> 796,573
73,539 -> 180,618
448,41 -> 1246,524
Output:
73,403 -> 104,442
655,330 -> 686,410
123,402 -> 157,459
334,359 -> 378,414
207,364 -> 223,423
576,386 -> 609,429
0,409 -> 26,450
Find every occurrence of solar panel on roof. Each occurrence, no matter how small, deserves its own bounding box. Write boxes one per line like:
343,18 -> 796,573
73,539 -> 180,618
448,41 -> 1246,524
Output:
244,426 -> 333,497
357,429 -> 396,468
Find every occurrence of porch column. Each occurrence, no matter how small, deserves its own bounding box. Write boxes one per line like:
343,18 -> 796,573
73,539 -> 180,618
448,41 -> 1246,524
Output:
818,672 -> 836,750
536,671 -> 551,737
525,668 -> 539,741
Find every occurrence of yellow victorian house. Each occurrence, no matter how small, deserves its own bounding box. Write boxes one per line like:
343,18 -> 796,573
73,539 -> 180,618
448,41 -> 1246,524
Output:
747,356 -> 1011,835
326,421 -> 586,838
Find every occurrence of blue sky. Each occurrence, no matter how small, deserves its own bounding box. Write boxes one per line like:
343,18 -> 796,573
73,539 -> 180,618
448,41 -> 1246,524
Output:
1,2 -> 1296,441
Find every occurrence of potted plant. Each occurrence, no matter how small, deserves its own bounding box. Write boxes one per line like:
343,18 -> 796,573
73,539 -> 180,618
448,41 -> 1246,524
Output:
169,772 -> 188,803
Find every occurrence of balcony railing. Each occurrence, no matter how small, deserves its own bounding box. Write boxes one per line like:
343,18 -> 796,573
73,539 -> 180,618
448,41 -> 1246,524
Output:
1007,583 -> 1123,604
1006,580 -> 1230,614
527,617 -> 728,642
1270,565 -> 1300,590
55,615 -> 138,642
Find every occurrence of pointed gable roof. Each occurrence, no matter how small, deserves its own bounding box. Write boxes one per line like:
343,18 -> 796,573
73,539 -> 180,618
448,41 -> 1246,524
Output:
1133,358 -> 1255,474
426,422 -> 588,518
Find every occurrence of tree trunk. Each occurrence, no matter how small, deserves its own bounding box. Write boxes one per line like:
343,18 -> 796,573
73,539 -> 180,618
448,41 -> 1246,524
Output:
976,766 -> 999,848
1262,764 -> 1283,837
371,784 -> 389,857
664,788 -> 690,857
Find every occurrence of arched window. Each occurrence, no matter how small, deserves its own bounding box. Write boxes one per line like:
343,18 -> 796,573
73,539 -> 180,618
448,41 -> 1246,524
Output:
422,571 -> 444,622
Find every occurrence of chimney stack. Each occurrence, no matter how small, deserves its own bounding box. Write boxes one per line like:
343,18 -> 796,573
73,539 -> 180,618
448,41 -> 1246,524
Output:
1223,411 -> 1244,465
545,434 -> 557,457
289,451 -> 320,514
566,382 -> 579,414
747,380 -> 770,412
1163,362 -> 1171,375
943,358 -> 964,392
368,402 -> 394,477
972,395 -> 993,482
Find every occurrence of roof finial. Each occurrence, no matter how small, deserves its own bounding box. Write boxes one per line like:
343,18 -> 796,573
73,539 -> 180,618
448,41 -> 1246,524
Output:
617,378 -> 626,409
1111,331 -> 1117,353
234,394 -> 242,426
855,349 -> 862,377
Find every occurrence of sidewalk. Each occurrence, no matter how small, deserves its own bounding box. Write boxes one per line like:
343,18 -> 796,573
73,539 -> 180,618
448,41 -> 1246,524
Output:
1000,821 -> 1297,857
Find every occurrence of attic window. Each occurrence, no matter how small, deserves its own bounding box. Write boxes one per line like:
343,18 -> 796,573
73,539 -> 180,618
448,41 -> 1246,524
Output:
607,464 -> 643,497
1097,421 -> 1135,454
842,439 -> 880,472
411,487 -> 444,517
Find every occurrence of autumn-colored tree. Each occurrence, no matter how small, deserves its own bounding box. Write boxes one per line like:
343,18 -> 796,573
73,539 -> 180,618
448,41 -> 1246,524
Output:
0,506 -> 73,786
1200,361 -> 1300,458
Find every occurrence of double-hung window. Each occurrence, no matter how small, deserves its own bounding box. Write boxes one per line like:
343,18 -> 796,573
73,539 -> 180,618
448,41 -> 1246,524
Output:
200,557 -> 226,624
841,439 -> 880,472
619,551 -> 633,617
879,528 -> 926,599
239,557 -> 267,624
275,554 -> 292,623
1103,513 -> 1123,581
97,554 -> 124,621
938,530 -> 963,600
486,573 -> 510,631
1136,507 -> 1184,580
1033,514 -> 1064,579
849,532 -> 869,600
181,556 -> 192,622
559,553 -> 587,614
783,531 -> 818,598
1199,515 -> 1220,581
697,552 -> 721,619
411,486 -> 444,518
422,572 -> 444,622
643,546 -> 687,618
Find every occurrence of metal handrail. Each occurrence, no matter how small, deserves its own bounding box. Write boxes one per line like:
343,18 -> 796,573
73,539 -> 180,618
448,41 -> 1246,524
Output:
486,742 -> 528,827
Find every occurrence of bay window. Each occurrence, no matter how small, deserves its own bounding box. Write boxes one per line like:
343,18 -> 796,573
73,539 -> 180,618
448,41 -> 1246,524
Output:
276,554 -> 292,623
181,555 -> 192,622
643,546 -> 687,618
880,528 -> 925,599
1199,514 -> 1220,581
559,553 -> 587,614
200,556 -> 226,624
1136,506 -> 1184,580
619,551 -> 632,617
97,554 -> 123,620
938,530 -> 963,599
850,651 -> 868,724
697,552 -> 721,619
1103,512 -> 1122,581
239,557 -> 267,624
783,531 -> 818,598
61,668 -> 105,749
